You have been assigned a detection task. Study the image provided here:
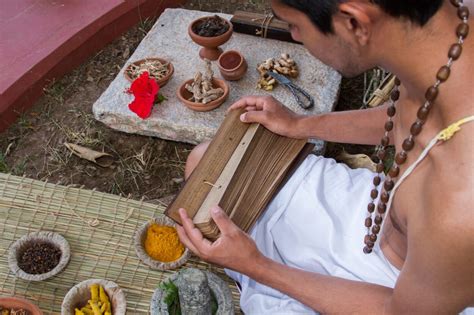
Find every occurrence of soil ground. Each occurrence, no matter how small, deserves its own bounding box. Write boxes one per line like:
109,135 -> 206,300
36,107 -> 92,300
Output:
0,1 -> 376,202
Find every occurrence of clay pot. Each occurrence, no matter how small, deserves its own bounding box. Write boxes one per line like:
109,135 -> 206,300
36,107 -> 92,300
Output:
188,16 -> 233,61
217,50 -> 248,81
134,217 -> 190,271
124,58 -> 174,87
177,78 -> 229,112
0,297 -> 43,315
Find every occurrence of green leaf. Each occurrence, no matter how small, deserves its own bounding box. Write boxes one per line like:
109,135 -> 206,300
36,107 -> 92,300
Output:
156,93 -> 167,103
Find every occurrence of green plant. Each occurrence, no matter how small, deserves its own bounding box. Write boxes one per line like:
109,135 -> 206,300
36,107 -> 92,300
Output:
160,280 -> 181,315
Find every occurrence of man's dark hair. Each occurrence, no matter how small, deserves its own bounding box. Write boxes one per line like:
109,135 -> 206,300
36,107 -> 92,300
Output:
280,0 -> 444,34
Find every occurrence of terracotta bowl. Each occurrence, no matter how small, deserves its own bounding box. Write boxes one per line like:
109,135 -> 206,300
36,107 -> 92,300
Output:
188,16 -> 233,60
218,50 -> 248,81
124,58 -> 174,87
134,217 -> 190,271
8,231 -> 70,282
61,279 -> 126,315
177,78 -> 229,112
0,297 -> 43,315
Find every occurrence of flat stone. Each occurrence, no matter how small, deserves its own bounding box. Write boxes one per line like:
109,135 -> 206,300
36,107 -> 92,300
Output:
93,9 -> 341,152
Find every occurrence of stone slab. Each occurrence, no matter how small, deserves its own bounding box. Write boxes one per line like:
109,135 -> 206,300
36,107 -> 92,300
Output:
93,9 -> 342,151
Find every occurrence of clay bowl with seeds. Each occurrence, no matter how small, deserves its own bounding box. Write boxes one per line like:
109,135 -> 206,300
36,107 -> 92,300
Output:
8,231 -> 70,282
0,297 -> 43,315
134,217 -> 190,271
177,78 -> 229,112
189,15 -> 233,61
124,58 -> 174,87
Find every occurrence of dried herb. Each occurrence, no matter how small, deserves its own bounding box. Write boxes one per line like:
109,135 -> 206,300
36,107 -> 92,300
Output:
0,308 -> 29,315
193,15 -> 229,37
159,280 -> 218,315
18,241 -> 61,275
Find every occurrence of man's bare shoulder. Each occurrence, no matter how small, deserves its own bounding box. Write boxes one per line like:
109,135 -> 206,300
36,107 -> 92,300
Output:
420,121 -> 474,231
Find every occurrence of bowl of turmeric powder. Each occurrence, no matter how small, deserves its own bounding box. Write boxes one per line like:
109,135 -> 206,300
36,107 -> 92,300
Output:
134,217 -> 190,271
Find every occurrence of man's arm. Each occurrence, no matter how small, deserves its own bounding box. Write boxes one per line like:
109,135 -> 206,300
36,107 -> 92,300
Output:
229,95 -> 391,145
176,206 -> 474,314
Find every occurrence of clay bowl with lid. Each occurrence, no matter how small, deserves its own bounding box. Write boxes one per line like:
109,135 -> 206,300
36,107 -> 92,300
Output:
218,50 -> 248,81
134,217 -> 190,271
8,231 -> 70,282
61,279 -> 126,315
177,78 -> 229,112
124,57 -> 174,87
189,15 -> 233,60
0,297 -> 43,315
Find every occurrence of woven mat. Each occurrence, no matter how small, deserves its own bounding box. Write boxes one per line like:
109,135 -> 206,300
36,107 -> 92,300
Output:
0,173 -> 241,314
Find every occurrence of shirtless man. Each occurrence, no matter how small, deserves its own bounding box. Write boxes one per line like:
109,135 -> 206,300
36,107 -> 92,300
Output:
177,0 -> 474,313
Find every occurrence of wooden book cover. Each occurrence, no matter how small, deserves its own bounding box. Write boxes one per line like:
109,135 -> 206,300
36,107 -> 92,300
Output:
165,109 -> 312,240
230,11 -> 301,44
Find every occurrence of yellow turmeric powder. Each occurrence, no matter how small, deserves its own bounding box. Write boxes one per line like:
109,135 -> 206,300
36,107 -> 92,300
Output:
144,223 -> 185,262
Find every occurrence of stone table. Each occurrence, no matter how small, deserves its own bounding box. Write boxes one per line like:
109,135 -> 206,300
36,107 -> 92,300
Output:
93,8 -> 341,152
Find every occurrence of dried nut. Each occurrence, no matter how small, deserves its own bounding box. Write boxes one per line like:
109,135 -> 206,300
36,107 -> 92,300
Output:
281,53 -> 290,60
267,78 -> 276,85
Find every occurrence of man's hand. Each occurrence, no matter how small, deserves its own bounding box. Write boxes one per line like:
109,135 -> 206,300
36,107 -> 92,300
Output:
176,206 -> 264,274
229,96 -> 305,139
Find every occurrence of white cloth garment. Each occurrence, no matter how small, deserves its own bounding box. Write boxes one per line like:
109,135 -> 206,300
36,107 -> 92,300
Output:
225,155 -> 473,315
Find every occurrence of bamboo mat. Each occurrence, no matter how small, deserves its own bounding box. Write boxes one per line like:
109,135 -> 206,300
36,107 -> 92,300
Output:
0,173 -> 241,314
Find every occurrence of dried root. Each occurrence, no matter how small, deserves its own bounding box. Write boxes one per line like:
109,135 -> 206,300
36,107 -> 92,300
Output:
185,60 -> 224,104
256,53 -> 299,91
126,59 -> 170,81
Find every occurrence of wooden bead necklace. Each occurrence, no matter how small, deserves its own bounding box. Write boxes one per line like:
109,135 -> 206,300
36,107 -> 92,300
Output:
363,0 -> 470,254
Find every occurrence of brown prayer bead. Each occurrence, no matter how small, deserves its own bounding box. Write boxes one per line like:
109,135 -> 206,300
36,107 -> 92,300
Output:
377,203 -> 387,214
402,137 -> 415,151
384,179 -> 395,191
376,163 -> 384,173
394,77 -> 401,86
425,86 -> 439,102
373,176 -> 381,186
381,191 -> 390,203
367,241 -> 375,249
374,215 -> 383,225
387,106 -> 396,117
368,203 -> 375,213
458,6 -> 469,20
450,0 -> 461,7
381,135 -> 390,146
437,66 -> 451,82
385,121 -> 394,132
395,151 -> 407,164
391,90 -> 400,101
377,149 -> 386,160
417,106 -> 431,121
365,234 -> 370,244
365,217 -> 373,228
389,165 -> 400,178
457,22 -> 469,39
410,121 -> 423,136
363,246 -> 373,254
370,234 -> 377,242
371,189 -> 379,199
449,43 -> 463,60
372,225 -> 381,234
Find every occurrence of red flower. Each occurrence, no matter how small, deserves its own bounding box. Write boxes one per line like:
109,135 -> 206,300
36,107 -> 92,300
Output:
127,72 -> 159,119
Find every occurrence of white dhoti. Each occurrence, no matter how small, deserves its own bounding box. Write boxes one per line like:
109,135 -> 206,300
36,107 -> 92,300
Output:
226,154 -> 474,314
226,155 -> 401,314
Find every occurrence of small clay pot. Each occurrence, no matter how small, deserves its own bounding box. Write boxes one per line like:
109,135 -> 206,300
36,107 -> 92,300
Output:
61,279 -> 126,315
188,16 -> 233,61
177,78 -> 229,112
8,231 -> 70,282
124,58 -> 174,87
134,217 -> 190,271
0,297 -> 43,315
218,50 -> 248,81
